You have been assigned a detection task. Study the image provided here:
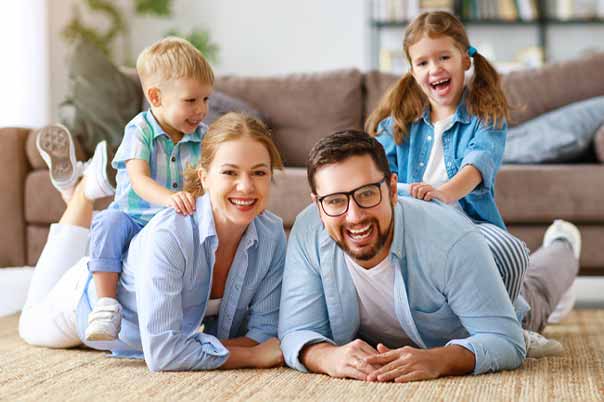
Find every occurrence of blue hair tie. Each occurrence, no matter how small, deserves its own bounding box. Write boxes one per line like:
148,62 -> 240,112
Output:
468,46 -> 477,57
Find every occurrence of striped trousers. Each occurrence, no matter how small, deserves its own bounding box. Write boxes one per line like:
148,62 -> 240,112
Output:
476,223 -> 530,302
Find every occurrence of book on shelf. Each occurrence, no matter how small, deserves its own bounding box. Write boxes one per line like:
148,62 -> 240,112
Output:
461,0 -> 538,20
546,0 -> 603,19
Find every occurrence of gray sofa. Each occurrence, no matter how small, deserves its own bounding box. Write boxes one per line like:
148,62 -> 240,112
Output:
2,53 -> 604,274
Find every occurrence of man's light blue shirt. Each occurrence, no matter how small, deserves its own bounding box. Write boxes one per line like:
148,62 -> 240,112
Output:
76,193 -> 286,371
278,197 -> 526,375
375,95 -> 507,229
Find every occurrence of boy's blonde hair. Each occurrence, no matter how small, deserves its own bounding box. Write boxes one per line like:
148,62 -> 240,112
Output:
136,36 -> 214,90
366,11 -> 510,144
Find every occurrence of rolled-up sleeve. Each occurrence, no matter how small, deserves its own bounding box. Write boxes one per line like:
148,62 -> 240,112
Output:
278,213 -> 335,372
136,228 -> 229,371
112,121 -> 153,169
443,231 -> 526,375
460,121 -> 506,194
245,230 -> 287,344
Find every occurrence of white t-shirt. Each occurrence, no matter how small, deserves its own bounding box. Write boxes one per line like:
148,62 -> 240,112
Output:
344,255 -> 413,349
422,114 -> 464,213
206,298 -> 222,317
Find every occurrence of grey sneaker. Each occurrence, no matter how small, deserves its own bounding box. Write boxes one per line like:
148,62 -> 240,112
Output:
524,330 -> 563,358
36,124 -> 86,201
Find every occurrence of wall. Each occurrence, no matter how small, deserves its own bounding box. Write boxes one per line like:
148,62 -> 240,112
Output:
47,0 -> 369,121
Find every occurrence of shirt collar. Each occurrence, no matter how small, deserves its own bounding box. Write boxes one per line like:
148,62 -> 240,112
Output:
421,88 -> 471,126
389,201 -> 406,261
195,193 -> 258,249
144,109 -> 203,143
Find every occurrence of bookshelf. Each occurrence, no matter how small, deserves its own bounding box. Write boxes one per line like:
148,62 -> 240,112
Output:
371,0 -> 604,72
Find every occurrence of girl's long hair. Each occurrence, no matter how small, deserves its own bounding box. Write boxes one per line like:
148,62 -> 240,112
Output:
366,11 -> 510,144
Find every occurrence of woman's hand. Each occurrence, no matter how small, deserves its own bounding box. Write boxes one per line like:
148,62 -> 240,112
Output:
252,337 -> 285,368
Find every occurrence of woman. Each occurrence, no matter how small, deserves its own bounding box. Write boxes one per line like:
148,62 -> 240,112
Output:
19,112 -> 286,371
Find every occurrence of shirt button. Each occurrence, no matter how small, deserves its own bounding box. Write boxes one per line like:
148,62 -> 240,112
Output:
447,162 -> 452,167
172,182 -> 178,189
419,162 -> 424,167
171,156 -> 176,162
427,136 -> 432,141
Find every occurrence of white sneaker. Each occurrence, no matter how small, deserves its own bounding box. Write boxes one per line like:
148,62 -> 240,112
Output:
524,330 -> 564,358
543,219 -> 581,260
83,141 -> 115,200
36,124 -> 86,202
543,219 -> 581,324
85,297 -> 122,341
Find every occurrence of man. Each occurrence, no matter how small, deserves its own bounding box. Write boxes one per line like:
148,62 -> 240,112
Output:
278,131 -> 579,382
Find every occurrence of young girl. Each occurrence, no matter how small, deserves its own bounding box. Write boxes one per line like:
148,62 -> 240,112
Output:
367,10 -> 528,300
366,11 -> 563,356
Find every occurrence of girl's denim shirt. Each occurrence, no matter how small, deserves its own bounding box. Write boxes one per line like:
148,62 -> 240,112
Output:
376,96 -> 507,229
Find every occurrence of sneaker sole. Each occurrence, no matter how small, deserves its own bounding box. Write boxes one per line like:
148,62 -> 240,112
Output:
36,125 -> 74,183
85,332 -> 118,342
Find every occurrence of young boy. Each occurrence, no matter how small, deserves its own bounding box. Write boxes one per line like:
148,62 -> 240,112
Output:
37,37 -> 214,341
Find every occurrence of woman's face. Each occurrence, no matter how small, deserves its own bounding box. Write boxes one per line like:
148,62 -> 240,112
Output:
200,136 -> 272,229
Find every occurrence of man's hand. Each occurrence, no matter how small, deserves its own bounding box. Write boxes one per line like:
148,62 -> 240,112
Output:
301,340 -> 382,381
168,191 -> 196,215
365,344 -> 475,383
409,182 -> 453,204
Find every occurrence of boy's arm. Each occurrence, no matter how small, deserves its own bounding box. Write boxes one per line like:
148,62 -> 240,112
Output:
127,159 -> 196,214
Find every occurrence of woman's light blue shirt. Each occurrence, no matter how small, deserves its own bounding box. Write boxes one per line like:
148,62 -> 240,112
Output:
375,96 -> 507,229
278,198 -> 526,375
76,193 -> 287,371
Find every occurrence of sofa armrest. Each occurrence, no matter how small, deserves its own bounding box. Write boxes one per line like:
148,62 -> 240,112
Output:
595,125 -> 604,163
0,127 -> 31,266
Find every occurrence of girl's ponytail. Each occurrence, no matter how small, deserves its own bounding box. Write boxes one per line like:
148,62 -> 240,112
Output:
365,72 -> 426,144
467,52 -> 510,128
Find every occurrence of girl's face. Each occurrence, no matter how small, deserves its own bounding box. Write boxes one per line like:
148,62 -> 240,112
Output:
200,136 -> 272,230
408,34 -> 471,122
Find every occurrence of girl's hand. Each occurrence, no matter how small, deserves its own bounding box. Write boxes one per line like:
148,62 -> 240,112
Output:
168,191 -> 196,215
409,183 -> 452,204
252,337 -> 285,368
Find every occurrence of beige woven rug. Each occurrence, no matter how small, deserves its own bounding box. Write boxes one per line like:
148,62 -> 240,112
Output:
1,311 -> 603,402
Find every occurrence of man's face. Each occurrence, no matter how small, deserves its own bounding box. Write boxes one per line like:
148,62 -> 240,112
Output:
312,155 -> 398,268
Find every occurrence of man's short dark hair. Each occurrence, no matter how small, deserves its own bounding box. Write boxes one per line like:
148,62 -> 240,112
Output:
306,130 -> 392,194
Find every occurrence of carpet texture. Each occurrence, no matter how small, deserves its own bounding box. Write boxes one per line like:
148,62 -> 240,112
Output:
1,311 -> 603,402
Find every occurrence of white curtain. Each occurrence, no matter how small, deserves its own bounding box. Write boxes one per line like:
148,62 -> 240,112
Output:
0,1 -> 49,127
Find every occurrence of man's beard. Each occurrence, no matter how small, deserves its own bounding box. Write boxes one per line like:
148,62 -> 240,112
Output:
335,205 -> 394,262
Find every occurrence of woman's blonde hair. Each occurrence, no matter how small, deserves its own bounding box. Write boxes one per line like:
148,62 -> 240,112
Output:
183,113 -> 283,197
365,11 -> 510,144
136,36 -> 214,90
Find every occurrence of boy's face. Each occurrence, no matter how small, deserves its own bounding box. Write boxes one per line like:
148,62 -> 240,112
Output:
149,77 -> 213,138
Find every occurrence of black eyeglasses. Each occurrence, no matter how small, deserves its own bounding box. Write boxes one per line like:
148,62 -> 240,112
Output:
316,178 -> 387,217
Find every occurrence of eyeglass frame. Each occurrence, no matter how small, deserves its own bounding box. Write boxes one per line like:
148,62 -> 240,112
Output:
315,177 -> 388,217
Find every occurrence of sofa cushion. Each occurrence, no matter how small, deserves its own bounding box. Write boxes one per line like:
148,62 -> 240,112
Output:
502,52 -> 604,126
504,96 -> 604,163
215,69 -> 364,167
59,39 -> 142,156
204,90 -> 266,126
266,168 -> 311,229
496,164 -> 604,223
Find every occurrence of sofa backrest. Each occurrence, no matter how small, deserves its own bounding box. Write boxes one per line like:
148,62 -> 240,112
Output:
215,69 -> 364,167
